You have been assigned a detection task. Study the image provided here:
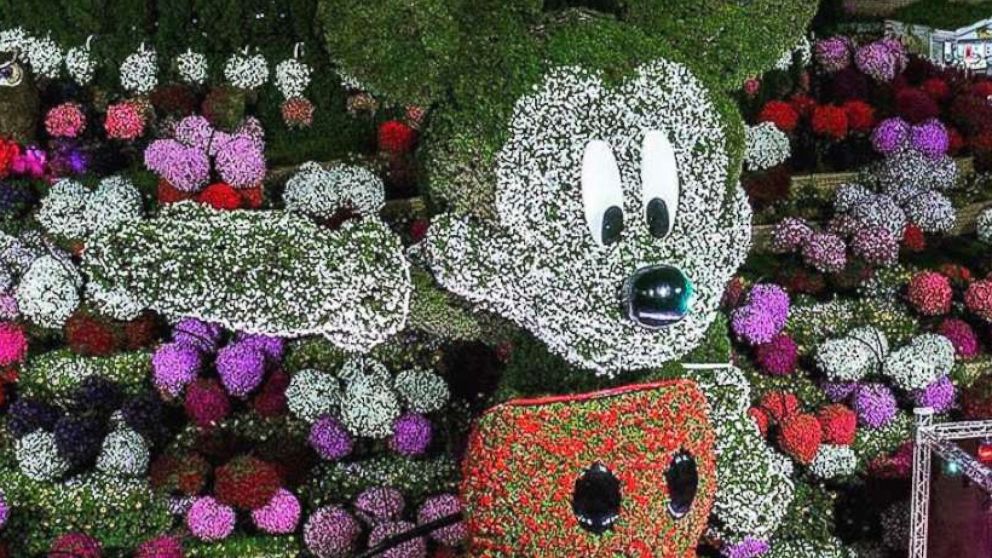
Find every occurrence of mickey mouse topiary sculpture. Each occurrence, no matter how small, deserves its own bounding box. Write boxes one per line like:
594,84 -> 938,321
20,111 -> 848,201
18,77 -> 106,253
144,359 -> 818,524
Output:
322,1 -> 817,555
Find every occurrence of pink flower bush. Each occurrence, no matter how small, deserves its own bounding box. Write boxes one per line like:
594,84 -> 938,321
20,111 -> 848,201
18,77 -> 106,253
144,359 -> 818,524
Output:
105,102 -> 146,140
0,322 -> 27,366
186,496 -> 235,541
251,488 -> 301,534
45,103 -> 87,138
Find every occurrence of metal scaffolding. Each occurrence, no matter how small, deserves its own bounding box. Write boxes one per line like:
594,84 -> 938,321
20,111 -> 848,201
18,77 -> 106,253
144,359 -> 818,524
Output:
909,407 -> 992,558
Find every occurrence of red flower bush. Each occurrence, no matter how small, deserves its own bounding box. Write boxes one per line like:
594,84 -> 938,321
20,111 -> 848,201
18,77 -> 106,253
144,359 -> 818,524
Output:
378,120 -> 417,155
842,100 -> 875,133
906,271 -> 952,316
759,390 -> 799,423
749,406 -> 770,437
789,94 -> 817,118
239,186 -> 264,209
778,413 -> 823,465
65,314 -> 119,356
896,87 -> 939,124
253,369 -> 289,418
184,379 -> 231,428
963,376 -> 992,419
461,381 -> 716,556
157,179 -> 194,205
149,452 -> 210,496
817,404 -> 857,446
901,223 -> 926,252
123,312 -> 161,350
758,100 -> 800,133
0,139 -> 19,178
214,455 -> 282,510
196,183 -> 242,210
921,78 -> 950,101
811,105 -> 849,140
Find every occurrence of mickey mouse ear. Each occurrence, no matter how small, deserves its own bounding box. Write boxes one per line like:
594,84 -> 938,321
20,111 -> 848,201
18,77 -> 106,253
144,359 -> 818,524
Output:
623,0 -> 819,90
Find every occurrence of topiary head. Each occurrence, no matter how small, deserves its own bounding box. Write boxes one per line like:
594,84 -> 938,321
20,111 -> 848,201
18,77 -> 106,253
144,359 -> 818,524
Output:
322,1 -> 816,375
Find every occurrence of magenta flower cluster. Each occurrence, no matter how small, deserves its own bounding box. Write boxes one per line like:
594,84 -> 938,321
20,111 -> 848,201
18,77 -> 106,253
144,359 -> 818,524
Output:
251,488 -> 302,534
186,496 -> 236,541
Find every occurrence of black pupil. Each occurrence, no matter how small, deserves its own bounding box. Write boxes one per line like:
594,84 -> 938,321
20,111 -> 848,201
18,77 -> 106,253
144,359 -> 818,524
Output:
572,462 -> 622,535
666,450 -> 698,518
601,206 -> 624,245
0,67 -> 10,79
646,197 -> 670,238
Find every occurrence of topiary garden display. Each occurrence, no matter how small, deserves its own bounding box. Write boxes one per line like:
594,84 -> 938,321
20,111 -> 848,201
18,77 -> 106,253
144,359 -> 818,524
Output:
0,0 -> 987,556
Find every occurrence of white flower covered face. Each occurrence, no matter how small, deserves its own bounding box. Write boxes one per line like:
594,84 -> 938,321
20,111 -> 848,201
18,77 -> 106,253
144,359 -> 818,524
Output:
425,59 -> 752,374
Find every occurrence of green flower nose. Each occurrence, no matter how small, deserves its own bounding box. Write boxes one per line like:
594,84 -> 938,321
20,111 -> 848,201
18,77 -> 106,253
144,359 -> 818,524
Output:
624,265 -> 693,328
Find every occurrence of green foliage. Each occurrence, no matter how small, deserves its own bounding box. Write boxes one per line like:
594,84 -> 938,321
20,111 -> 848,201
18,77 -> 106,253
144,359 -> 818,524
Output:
300,454 -> 459,508
0,441 -> 170,555
495,315 -> 732,401
622,0 -> 819,90
19,349 -> 151,404
283,336 -> 349,374
407,268 -> 483,341
852,411 -> 913,472
186,535 -> 301,558
773,481 -> 840,546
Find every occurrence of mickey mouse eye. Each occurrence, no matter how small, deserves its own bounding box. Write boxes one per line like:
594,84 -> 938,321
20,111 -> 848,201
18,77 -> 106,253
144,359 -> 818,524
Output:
572,462 -> 622,535
641,130 -> 680,238
666,450 -> 698,519
581,140 -> 625,247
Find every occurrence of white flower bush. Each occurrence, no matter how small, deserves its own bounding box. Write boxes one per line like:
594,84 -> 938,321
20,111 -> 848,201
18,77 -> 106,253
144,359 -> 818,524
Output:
96,428 -> 150,477
978,208 -> 992,243
16,430 -> 69,481
23,35 -> 63,79
37,179 -> 89,239
16,255 -> 81,328
814,326 -> 888,382
424,60 -> 752,374
744,122 -> 791,170
393,368 -> 449,414
809,444 -> 857,479
283,162 -> 385,219
774,35 -> 813,71
225,51 -> 268,91
0,27 -> 27,53
37,176 -> 143,241
694,365 -> 795,544
176,50 -> 208,85
83,202 -> 411,352
65,43 -> 96,86
275,58 -> 312,100
286,368 -> 341,423
120,46 -> 158,95
338,359 -> 401,439
882,333 -> 954,391
86,281 -> 143,321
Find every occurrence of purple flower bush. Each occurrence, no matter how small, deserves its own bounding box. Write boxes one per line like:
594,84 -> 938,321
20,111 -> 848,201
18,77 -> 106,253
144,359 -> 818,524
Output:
731,283 -> 790,345
853,383 -> 898,428
144,115 -> 266,191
